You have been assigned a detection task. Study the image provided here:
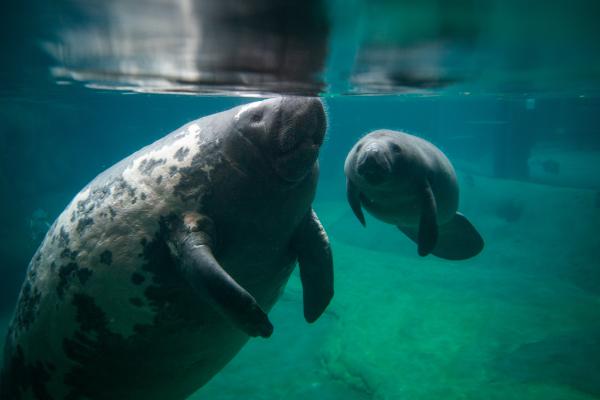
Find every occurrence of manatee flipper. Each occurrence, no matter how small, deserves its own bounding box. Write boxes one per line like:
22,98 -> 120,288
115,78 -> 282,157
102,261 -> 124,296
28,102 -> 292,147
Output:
292,209 -> 334,323
347,178 -> 366,226
433,213 -> 484,260
169,214 -> 273,338
398,213 -> 483,260
416,182 -> 438,256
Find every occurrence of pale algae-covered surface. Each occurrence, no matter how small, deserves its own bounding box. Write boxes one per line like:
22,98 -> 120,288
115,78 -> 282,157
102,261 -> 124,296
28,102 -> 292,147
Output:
2,174 -> 600,399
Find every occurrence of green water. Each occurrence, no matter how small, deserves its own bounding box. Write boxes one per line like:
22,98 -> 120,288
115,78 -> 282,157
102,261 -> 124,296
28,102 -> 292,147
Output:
190,175 -> 600,400
2,0 -> 600,398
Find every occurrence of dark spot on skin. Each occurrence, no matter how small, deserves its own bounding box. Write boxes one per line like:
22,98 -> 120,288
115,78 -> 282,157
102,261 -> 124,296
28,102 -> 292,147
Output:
109,207 -> 116,219
130,273 -> 145,285
113,178 -> 136,199
14,281 -> 42,331
59,226 -> 70,247
57,219 -> 212,397
131,197 -> 137,205
141,192 -> 147,201
76,217 -> 94,234
138,158 -> 166,176
0,343 -> 55,400
73,186 -> 112,225
174,147 -> 190,162
168,165 -> 179,177
57,263 -> 92,299
100,250 -> 113,265
60,248 -> 78,260
27,252 -> 44,282
155,175 -> 163,185
60,294 -> 146,398
77,200 -> 95,215
129,297 -> 144,307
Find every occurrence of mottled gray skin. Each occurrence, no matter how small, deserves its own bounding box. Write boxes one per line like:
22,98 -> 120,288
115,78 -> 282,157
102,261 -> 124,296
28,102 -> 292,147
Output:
345,129 -> 483,260
1,97 -> 333,399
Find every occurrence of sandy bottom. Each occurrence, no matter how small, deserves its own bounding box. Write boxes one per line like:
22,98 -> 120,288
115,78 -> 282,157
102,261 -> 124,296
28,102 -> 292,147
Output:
2,175 -> 600,399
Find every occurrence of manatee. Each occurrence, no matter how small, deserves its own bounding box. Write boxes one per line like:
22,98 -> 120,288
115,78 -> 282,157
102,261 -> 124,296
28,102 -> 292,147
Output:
0,97 -> 333,399
344,129 -> 483,260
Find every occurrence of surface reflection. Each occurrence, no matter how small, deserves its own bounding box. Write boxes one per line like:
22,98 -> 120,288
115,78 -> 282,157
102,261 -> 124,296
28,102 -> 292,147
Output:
37,0 -> 600,96
47,0 -> 330,95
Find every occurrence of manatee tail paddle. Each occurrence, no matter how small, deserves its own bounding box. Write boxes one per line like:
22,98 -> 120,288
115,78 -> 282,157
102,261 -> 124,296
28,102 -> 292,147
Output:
398,212 -> 484,260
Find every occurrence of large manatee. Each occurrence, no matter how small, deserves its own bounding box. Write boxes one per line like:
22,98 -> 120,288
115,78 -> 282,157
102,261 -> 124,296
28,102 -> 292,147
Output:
345,129 -> 483,260
1,97 -> 333,399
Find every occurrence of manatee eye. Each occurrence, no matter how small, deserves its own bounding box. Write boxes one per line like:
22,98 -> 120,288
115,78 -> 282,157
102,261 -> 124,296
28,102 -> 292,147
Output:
251,111 -> 263,123
389,143 -> 402,153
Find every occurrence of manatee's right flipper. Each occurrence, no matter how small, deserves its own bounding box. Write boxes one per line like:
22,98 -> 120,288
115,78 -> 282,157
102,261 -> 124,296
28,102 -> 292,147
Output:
346,178 -> 366,226
417,181 -> 438,256
398,213 -> 484,260
292,209 -> 334,323
432,213 -> 484,260
168,213 -> 273,338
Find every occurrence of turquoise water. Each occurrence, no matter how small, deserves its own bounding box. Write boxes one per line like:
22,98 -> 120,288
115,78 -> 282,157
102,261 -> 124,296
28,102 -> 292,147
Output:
2,1 -> 600,399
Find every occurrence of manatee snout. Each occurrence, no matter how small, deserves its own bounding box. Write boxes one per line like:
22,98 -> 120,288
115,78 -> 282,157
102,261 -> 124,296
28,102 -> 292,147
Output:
277,97 -> 326,154
355,143 -> 392,185
273,97 -> 326,182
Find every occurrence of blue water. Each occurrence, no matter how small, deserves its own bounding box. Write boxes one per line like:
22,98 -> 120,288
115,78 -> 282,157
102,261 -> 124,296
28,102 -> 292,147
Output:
2,1 -> 600,399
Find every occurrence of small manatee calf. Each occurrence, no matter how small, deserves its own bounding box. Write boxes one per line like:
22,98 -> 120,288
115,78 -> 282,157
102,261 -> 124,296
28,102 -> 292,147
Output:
344,129 -> 483,260
1,97 -> 333,399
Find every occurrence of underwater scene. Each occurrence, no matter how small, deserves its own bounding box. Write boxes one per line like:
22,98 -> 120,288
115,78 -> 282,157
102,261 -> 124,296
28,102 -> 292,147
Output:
1,1 -> 600,399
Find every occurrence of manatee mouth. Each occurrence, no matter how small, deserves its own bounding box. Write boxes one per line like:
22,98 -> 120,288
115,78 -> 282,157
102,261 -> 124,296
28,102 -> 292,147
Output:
273,97 -> 326,182
356,145 -> 392,185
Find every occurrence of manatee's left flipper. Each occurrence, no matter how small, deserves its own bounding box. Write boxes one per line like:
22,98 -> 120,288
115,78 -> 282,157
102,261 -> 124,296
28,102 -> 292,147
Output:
168,214 -> 273,338
292,209 -> 334,323
347,178 -> 366,226
417,181 -> 438,256
433,213 -> 484,260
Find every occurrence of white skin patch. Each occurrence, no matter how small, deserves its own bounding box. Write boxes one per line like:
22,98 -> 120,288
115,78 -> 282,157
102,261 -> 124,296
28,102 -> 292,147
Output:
187,123 -> 200,135
32,120 -> 212,339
